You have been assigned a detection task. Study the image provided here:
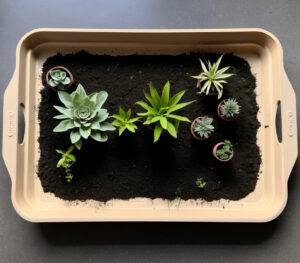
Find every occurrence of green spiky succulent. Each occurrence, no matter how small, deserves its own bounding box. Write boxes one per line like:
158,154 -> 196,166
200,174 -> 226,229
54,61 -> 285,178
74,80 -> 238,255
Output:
220,98 -> 240,118
112,107 -> 140,135
136,81 -> 195,142
191,55 -> 234,99
48,69 -> 71,90
193,116 -> 214,139
53,84 -> 115,150
216,140 -> 233,160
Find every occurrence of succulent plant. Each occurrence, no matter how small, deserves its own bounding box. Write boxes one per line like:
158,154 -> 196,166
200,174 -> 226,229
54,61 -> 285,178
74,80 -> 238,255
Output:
220,98 -> 240,118
196,178 -> 207,189
112,107 -> 140,135
48,69 -> 71,90
216,140 -> 233,160
136,81 -> 195,142
53,84 -> 115,150
193,116 -> 214,138
191,55 -> 234,99
56,146 -> 76,182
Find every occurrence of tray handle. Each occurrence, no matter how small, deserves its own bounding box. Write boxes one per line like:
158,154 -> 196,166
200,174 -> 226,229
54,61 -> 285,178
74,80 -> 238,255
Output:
2,73 -> 20,182
280,70 -> 298,180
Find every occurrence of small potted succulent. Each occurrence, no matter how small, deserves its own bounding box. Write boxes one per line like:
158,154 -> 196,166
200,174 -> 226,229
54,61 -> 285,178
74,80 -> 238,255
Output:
46,66 -> 74,91
213,140 -> 234,162
217,98 -> 241,121
190,116 -> 214,140
191,55 -> 234,99
53,84 -> 115,150
112,107 -> 140,135
136,81 -> 195,142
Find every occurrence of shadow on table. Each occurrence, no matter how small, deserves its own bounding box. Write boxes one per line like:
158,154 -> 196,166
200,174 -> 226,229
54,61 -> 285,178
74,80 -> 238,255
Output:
38,220 -> 278,246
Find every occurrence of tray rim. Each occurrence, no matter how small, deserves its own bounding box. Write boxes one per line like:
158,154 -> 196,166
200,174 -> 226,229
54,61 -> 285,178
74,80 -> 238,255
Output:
2,28 -> 298,223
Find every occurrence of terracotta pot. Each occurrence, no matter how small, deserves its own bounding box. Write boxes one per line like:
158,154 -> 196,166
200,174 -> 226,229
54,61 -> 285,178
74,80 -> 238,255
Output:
217,99 -> 240,121
212,142 -> 234,162
144,124 -> 168,134
46,66 -> 74,91
190,116 -> 213,141
197,78 -> 218,96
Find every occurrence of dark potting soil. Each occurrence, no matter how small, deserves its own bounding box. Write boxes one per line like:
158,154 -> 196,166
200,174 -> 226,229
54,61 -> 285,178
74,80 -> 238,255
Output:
38,51 -> 261,202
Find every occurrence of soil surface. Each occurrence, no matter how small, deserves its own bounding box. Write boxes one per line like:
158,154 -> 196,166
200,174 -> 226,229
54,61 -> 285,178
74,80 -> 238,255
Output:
38,51 -> 261,202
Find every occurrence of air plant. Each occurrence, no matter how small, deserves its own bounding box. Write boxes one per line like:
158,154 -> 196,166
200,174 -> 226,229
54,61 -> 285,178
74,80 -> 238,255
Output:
191,55 -> 234,99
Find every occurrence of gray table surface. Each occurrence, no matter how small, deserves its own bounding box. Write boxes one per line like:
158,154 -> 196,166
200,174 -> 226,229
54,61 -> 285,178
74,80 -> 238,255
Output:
0,0 -> 299,262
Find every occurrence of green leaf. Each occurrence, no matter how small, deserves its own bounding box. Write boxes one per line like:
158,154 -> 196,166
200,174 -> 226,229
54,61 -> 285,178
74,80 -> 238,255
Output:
79,126 -> 91,139
126,123 -> 136,133
75,84 -> 87,97
112,120 -> 122,126
57,158 -> 64,168
61,77 -> 71,85
119,125 -> 126,136
95,91 -> 108,110
167,114 -> 191,122
173,119 -> 180,131
153,122 -> 163,142
74,139 -> 82,150
160,81 -> 170,106
113,114 -> 125,122
167,101 -> 195,113
66,145 -> 74,154
119,107 -> 126,119
99,122 -> 116,131
159,116 -> 168,129
126,108 -> 132,119
166,121 -> 177,138
169,90 -> 186,106
199,59 -> 208,73
144,90 -> 159,109
53,119 -> 75,132
53,106 -> 73,119
58,91 -> 73,108
67,154 -> 76,162
48,78 -> 58,87
91,122 -> 101,130
136,101 -> 156,114
53,114 -> 68,120
149,82 -> 161,103
144,116 -> 160,125
127,117 -> 140,123
91,131 -> 108,142
214,54 -> 224,72
94,110 -> 109,122
70,129 -> 81,143
56,149 -> 64,154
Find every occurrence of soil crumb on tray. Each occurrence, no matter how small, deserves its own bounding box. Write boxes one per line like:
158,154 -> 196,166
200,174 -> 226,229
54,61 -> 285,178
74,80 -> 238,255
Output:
38,51 -> 261,202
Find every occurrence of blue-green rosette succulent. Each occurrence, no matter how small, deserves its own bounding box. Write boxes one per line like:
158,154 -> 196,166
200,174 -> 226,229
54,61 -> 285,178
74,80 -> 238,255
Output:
53,84 -> 115,150
48,69 -> 71,90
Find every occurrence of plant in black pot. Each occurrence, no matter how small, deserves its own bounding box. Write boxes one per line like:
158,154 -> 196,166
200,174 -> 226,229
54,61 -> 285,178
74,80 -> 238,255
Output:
191,55 -> 234,99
